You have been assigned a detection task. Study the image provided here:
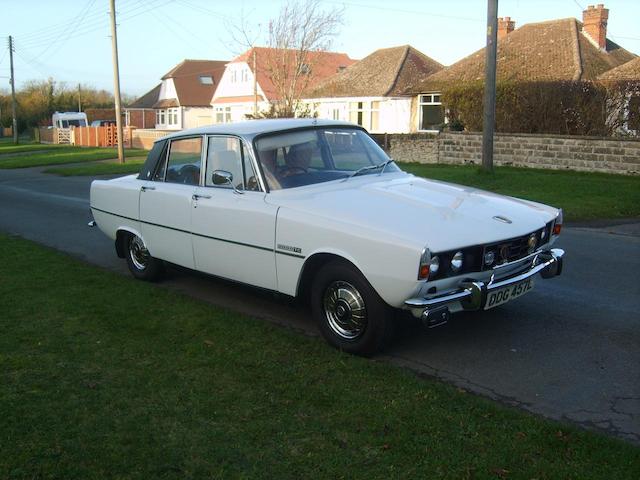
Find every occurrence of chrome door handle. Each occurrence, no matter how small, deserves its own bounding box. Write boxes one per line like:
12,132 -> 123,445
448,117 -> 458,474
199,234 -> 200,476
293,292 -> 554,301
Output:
141,185 -> 156,192
192,194 -> 212,200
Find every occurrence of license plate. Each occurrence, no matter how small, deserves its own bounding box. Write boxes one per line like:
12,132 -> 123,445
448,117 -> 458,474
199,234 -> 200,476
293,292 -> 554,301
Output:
484,278 -> 535,310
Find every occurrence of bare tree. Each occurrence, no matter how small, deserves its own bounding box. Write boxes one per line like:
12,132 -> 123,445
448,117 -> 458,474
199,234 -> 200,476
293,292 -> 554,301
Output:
229,0 -> 344,118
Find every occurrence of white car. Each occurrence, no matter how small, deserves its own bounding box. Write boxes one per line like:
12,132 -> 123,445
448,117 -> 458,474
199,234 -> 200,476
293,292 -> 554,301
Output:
90,119 -> 564,355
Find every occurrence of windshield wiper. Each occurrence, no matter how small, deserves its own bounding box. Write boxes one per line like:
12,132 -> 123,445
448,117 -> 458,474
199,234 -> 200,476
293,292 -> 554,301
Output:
343,159 -> 395,182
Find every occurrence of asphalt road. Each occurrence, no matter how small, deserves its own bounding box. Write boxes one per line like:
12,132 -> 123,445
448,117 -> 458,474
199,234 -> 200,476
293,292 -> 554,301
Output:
1,165 -> 638,444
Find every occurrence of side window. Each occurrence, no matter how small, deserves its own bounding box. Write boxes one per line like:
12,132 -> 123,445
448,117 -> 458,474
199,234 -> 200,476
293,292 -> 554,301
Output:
138,140 -> 167,180
206,136 -> 244,190
243,150 -> 260,192
165,137 -> 203,186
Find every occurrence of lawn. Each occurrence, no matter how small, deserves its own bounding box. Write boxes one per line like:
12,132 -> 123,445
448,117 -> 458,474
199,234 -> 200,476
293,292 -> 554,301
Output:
1,234 -> 638,479
44,156 -> 147,176
0,141 -> 71,156
401,163 -> 640,222
0,147 -> 147,169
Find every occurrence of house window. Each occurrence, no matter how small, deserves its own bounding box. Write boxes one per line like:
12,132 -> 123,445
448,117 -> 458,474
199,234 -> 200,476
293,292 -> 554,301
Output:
241,68 -> 249,82
371,101 -> 380,132
349,102 -> 365,127
349,101 -> 379,130
199,75 -> 213,85
125,110 -> 130,126
419,94 -> 444,131
332,108 -> 340,120
167,108 -> 179,126
156,109 -> 166,125
230,70 -> 237,83
215,106 -> 232,124
300,63 -> 311,75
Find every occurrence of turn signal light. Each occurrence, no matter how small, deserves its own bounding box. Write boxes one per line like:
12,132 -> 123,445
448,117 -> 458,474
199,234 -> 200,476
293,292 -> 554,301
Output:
553,223 -> 562,235
419,264 -> 430,279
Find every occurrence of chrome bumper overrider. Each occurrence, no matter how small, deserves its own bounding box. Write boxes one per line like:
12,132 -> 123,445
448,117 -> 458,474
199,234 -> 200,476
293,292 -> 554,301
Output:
405,248 -> 564,324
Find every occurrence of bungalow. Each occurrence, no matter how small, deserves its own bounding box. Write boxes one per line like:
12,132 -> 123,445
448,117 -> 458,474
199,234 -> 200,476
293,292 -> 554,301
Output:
210,47 -> 355,122
409,4 -> 636,132
153,59 -> 227,130
305,45 -> 443,133
124,84 -> 160,129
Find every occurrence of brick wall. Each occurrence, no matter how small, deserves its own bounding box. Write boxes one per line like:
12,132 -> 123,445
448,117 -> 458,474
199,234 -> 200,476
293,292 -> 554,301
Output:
383,132 -> 640,175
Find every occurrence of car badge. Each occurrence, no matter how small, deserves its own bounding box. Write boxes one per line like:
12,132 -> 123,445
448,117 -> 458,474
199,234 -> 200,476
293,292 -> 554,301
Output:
493,215 -> 512,224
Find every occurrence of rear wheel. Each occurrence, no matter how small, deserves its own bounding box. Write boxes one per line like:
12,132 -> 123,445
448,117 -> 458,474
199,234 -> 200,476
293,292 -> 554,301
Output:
311,261 -> 393,356
124,233 -> 164,281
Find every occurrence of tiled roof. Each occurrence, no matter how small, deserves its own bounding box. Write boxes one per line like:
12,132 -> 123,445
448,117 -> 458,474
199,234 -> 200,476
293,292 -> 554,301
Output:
224,47 -> 356,101
598,56 -> 640,81
307,45 -> 443,98
161,59 -> 228,106
127,84 -> 161,109
413,18 -> 636,92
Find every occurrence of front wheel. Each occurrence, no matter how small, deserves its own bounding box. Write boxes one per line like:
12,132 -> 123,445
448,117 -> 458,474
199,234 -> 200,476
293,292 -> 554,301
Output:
124,233 -> 164,281
311,261 -> 394,356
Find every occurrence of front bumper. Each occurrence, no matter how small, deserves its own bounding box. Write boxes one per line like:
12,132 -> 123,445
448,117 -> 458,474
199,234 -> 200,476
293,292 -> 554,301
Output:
405,248 -> 564,324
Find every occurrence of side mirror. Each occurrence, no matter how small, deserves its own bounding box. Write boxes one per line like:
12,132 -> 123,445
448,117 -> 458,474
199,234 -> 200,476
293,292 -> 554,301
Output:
212,170 -> 233,186
211,169 -> 244,194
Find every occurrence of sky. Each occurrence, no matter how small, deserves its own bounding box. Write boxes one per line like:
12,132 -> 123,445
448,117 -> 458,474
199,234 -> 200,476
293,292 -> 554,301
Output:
1,0 -> 639,97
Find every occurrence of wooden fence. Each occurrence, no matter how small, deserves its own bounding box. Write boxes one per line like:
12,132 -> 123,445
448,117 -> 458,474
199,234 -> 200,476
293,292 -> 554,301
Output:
73,125 -> 119,147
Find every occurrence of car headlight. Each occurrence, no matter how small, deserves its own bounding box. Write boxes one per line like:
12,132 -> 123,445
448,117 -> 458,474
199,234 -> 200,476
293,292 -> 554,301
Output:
451,251 -> 463,272
429,256 -> 440,276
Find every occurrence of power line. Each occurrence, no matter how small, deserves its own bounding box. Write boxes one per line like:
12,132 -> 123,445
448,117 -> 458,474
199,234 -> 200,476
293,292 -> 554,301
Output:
26,0 -> 97,65
321,0 -> 483,22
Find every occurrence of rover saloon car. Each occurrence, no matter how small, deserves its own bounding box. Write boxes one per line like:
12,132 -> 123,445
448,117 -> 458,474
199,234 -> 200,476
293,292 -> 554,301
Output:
89,119 -> 564,355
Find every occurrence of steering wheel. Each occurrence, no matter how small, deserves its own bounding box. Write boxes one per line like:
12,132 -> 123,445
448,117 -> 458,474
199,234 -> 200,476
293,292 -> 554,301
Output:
278,166 -> 308,177
179,164 -> 200,185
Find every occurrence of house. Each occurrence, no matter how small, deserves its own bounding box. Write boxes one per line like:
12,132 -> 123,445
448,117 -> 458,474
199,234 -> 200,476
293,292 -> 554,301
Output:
409,4 -> 636,132
153,59 -> 227,130
305,45 -> 443,133
598,56 -> 640,134
210,47 -> 355,122
124,84 -> 160,129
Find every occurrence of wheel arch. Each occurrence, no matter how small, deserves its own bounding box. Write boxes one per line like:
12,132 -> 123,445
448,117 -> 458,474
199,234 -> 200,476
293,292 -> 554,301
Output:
115,227 -> 144,258
296,251 -> 368,304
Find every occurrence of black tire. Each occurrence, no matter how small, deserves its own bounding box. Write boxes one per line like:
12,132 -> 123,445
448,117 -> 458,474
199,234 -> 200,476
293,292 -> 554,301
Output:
124,233 -> 164,281
311,261 -> 394,356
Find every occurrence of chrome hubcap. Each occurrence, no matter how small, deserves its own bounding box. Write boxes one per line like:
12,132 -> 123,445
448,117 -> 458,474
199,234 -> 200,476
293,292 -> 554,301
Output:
323,281 -> 367,340
129,236 -> 150,270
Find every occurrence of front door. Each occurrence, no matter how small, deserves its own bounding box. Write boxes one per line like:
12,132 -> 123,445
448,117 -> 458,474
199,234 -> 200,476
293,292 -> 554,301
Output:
191,135 -> 278,290
139,136 -> 203,269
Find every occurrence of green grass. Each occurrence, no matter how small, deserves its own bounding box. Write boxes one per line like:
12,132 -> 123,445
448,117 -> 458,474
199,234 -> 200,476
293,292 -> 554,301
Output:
402,163 -> 640,222
0,142 -> 71,155
1,234 -> 638,479
0,147 -> 148,169
44,156 -> 147,176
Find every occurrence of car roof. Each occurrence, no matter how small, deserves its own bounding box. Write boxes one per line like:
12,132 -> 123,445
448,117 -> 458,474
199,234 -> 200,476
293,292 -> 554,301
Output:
156,118 -> 361,143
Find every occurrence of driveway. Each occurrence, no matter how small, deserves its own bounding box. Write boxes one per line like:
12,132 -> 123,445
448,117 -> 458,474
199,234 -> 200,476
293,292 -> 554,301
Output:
1,165 -> 638,444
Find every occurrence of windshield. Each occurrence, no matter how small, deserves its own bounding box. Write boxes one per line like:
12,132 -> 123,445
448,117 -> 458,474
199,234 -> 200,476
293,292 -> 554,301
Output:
255,127 -> 401,190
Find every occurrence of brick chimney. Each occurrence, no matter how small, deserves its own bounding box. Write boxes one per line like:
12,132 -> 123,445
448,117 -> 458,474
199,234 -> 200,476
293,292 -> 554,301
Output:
583,4 -> 609,50
497,17 -> 515,40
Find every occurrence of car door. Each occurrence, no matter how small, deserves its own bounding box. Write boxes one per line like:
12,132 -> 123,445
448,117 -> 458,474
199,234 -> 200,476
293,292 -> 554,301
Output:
139,135 -> 203,269
191,135 -> 278,290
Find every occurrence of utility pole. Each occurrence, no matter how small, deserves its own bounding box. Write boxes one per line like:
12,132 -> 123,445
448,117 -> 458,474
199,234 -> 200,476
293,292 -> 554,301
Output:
481,0 -> 498,172
8,35 -> 18,144
78,83 -> 82,112
109,0 -> 125,163
253,49 -> 258,117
